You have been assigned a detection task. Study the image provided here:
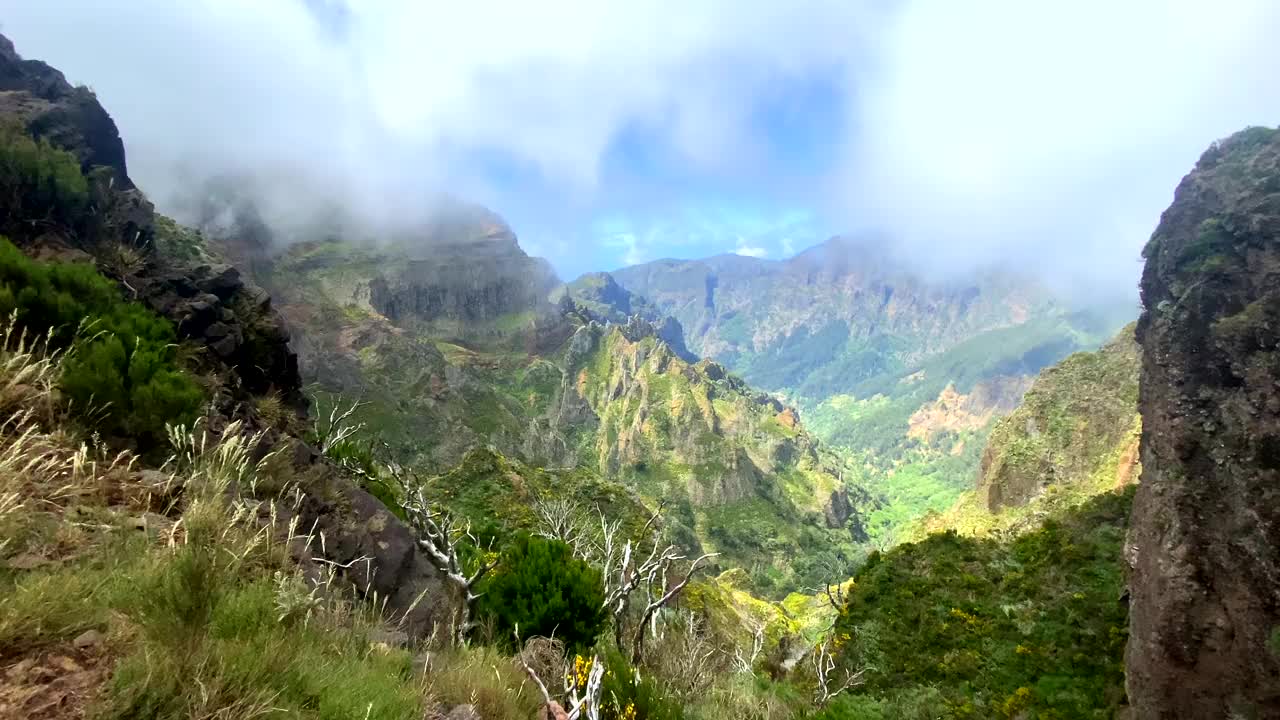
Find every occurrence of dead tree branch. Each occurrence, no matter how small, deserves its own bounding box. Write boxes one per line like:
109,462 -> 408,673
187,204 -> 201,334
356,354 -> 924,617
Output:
812,636 -> 865,706
392,467 -> 495,645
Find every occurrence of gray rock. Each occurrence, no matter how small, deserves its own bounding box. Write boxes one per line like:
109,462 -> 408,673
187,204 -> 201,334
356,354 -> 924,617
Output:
445,705 -> 480,720
73,629 -> 103,648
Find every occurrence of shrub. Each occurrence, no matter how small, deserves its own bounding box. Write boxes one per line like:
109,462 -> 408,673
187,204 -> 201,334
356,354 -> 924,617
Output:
0,237 -> 202,442
830,490 -> 1134,718
598,647 -> 685,720
477,533 -> 607,653
0,120 -> 89,236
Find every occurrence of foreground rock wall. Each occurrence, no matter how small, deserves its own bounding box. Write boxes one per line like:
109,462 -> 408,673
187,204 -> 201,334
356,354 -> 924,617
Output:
1127,126 -> 1280,718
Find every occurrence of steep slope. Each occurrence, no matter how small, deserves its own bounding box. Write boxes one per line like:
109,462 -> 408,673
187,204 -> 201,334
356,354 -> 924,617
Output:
608,236 -> 1108,401
921,325 -> 1141,537
0,31 -> 457,642
600,238 -> 1129,538
830,489 -> 1134,718
251,233 -> 877,594
1127,126 -> 1280,717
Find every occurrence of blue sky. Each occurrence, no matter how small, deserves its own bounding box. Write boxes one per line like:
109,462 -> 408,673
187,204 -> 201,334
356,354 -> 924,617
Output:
4,0 -> 1280,297
491,72 -> 846,276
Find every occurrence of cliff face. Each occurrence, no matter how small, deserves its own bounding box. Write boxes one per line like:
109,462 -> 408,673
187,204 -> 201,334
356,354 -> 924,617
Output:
979,325 -> 1140,513
913,325 -> 1140,539
0,34 -> 131,188
0,33 -> 454,635
1127,126 -> 1280,717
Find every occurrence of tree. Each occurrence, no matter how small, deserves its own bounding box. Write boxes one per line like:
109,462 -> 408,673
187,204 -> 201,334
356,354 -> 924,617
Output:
478,534 -> 607,653
536,501 -> 718,663
395,477 -> 495,645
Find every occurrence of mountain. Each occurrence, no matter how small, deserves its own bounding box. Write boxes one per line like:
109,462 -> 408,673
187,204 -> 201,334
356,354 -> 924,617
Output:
919,324 -> 1141,537
583,236 -> 1131,538
1127,126 -> 1280,717
238,224 -> 878,594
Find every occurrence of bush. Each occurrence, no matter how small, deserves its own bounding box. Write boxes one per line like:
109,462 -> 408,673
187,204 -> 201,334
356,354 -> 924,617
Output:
0,237 -> 202,441
0,120 -> 89,236
830,490 -> 1134,718
477,534 -> 607,653
597,648 -> 685,720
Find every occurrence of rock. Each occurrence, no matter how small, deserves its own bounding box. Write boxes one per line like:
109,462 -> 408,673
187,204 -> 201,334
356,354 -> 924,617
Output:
197,264 -> 243,300
1126,126 -> 1280,718
367,628 -> 411,649
72,629 -> 102,649
0,33 -> 133,188
445,705 -> 481,720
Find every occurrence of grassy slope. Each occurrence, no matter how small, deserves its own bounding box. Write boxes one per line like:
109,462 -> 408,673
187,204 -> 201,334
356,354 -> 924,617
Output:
827,489 -> 1133,720
804,315 -> 1124,542
918,325 -> 1140,539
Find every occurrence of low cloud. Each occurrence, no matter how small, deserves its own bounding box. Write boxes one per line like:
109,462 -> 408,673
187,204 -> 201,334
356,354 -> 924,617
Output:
1,1 -> 1277,299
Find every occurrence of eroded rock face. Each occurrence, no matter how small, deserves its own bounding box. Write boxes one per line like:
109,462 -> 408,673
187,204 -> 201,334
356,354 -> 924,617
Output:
138,262 -> 304,408
0,33 -> 132,188
1127,126 -> 1280,718
368,231 -> 559,328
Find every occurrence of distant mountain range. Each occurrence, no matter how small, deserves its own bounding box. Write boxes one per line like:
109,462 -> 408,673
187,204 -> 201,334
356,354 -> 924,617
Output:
570,236 -> 1132,538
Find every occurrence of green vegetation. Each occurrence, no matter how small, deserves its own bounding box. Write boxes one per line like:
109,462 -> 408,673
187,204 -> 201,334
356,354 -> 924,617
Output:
831,489 -> 1134,719
0,236 -> 202,442
479,534 -> 608,653
0,120 -> 89,236
922,327 -> 1141,539
597,647 -> 686,719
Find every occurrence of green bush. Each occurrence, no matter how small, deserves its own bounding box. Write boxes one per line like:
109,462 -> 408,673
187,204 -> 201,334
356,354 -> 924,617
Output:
0,236 -> 202,440
597,648 -> 685,720
830,490 -> 1134,718
0,120 -> 88,234
477,534 -> 606,653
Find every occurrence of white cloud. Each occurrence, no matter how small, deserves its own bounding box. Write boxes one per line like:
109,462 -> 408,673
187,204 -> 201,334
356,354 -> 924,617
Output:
1,0 -> 1277,299
780,237 -> 796,257
735,246 -> 768,258
835,0 -> 1280,300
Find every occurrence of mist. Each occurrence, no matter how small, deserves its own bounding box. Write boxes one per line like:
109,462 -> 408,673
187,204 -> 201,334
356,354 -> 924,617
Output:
1,0 -> 1277,300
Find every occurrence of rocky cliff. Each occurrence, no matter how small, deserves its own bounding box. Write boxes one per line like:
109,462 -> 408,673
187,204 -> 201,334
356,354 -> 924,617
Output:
0,33 -> 455,635
918,325 -> 1140,538
1127,126 -> 1280,717
603,239 -> 1130,539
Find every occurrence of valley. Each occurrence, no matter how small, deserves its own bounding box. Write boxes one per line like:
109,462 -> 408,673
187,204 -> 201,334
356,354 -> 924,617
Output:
0,18 -> 1277,720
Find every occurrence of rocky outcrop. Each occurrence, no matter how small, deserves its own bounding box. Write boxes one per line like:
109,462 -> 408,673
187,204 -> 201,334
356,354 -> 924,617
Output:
138,262 -> 303,408
0,33 -> 132,188
561,271 -> 696,360
1127,126 -> 1280,718
978,327 -> 1140,512
368,229 -> 559,331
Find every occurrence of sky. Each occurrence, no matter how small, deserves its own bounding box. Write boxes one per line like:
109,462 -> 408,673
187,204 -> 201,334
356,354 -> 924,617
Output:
1,1 -> 1278,300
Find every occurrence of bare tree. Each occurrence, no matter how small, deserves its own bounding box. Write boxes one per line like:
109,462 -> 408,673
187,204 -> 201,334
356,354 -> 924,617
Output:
393,469 -> 495,645
311,396 -> 367,456
811,635 -> 865,706
645,611 -> 720,701
586,504 -> 719,662
731,618 -> 766,675
516,628 -> 605,720
533,495 -> 586,549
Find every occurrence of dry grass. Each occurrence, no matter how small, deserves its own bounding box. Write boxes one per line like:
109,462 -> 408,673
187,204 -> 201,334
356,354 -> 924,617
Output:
421,644 -> 542,720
